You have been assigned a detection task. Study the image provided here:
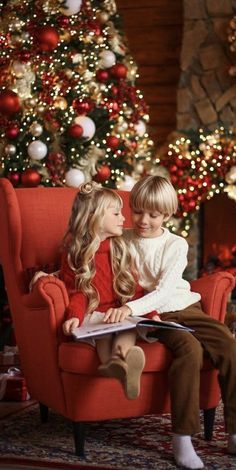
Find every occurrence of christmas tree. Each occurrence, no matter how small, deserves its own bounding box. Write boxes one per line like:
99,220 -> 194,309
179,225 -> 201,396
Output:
0,0 -> 154,189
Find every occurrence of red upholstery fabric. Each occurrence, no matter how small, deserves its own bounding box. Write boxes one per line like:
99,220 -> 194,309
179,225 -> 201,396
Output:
0,177 -> 235,424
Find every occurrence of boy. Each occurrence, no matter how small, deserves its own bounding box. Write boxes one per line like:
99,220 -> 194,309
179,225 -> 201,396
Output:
104,175 -> 236,470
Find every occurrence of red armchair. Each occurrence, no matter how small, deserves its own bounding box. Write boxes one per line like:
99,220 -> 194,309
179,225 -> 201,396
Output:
0,177 -> 235,456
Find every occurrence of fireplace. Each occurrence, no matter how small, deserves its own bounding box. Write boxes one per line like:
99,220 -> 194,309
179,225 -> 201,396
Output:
200,193 -> 236,298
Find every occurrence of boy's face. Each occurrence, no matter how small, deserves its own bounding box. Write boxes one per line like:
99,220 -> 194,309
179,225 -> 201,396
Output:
131,208 -> 167,238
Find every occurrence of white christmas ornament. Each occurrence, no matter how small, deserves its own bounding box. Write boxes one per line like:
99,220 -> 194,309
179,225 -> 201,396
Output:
119,175 -> 136,191
61,0 -> 82,16
134,120 -> 146,137
65,168 -> 85,187
75,116 -> 96,140
99,50 -> 116,69
27,140 -> 47,160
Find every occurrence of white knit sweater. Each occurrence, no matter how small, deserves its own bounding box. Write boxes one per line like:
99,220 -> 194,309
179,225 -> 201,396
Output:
124,228 -> 201,316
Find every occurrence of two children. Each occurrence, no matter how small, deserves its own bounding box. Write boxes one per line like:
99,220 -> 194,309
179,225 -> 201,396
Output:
32,175 -> 236,470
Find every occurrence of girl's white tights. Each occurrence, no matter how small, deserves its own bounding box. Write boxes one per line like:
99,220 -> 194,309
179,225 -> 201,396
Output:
173,434 -> 204,469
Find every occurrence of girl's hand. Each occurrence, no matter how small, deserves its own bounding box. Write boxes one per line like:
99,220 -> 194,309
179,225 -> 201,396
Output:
103,305 -> 132,323
63,318 -> 80,335
29,271 -> 48,291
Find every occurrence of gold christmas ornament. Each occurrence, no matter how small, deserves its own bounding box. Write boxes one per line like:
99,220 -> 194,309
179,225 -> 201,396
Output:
30,122 -> 43,137
54,96 -> 68,110
5,144 -> 17,155
103,0 -> 117,15
60,30 -> 71,42
96,11 -> 109,23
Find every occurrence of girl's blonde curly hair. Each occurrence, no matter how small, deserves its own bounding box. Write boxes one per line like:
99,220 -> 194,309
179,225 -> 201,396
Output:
64,182 -> 137,314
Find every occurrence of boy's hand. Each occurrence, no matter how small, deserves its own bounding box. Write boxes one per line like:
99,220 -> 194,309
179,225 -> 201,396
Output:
103,305 -> 132,323
152,314 -> 162,322
63,318 -> 80,335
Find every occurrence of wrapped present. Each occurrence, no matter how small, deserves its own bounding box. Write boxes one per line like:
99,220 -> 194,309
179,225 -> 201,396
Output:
0,346 -> 20,366
0,367 -> 30,401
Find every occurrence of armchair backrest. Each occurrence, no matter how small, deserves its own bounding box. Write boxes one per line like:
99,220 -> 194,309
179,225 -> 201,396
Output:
0,178 -> 132,294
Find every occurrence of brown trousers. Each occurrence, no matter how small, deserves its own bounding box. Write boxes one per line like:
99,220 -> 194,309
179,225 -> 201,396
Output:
157,302 -> 236,435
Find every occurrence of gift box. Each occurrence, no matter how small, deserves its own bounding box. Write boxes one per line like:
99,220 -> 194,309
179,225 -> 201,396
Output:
0,367 -> 30,401
0,345 -> 20,366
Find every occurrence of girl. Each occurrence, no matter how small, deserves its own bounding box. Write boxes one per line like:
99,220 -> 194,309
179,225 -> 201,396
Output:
104,175 -> 236,469
59,181 -> 146,400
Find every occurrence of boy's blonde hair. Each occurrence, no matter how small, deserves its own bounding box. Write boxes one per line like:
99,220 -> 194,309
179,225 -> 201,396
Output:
64,182 -> 137,314
130,175 -> 178,217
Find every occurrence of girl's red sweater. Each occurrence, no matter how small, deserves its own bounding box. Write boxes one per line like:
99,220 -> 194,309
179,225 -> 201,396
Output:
60,238 -> 154,324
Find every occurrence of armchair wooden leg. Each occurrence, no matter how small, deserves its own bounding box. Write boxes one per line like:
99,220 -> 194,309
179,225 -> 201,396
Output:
203,407 -> 216,441
39,402 -> 49,423
73,421 -> 86,457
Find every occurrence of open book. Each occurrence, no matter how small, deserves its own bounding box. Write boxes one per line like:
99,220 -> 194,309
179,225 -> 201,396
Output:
72,311 -> 194,340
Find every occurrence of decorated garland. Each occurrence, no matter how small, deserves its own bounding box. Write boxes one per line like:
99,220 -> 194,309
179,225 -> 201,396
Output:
156,128 -> 236,237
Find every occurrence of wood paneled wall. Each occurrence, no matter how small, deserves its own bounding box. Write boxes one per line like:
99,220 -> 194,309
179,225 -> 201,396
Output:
116,0 -> 183,148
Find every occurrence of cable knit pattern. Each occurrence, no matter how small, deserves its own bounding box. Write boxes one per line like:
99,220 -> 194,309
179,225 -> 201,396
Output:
124,228 -> 201,316
60,238 -> 146,323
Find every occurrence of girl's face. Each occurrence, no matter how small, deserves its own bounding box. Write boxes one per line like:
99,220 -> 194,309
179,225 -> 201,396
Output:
131,208 -> 167,238
100,203 -> 125,240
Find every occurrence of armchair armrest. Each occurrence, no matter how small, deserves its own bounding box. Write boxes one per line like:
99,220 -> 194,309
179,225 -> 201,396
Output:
22,275 -> 69,340
190,272 -> 235,322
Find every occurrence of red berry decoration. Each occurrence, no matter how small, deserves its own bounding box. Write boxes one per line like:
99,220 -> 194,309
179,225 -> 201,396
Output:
21,169 -> 41,187
68,124 -> 83,138
96,69 -> 109,83
5,125 -> 19,139
35,26 -> 60,52
0,90 -> 20,116
94,165 -> 111,182
7,171 -> 21,187
106,135 -> 120,149
110,63 -> 128,79
72,98 -> 94,115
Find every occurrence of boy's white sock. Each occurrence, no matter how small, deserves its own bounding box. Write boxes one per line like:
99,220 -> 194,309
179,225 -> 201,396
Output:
173,434 -> 204,469
228,434 -> 236,454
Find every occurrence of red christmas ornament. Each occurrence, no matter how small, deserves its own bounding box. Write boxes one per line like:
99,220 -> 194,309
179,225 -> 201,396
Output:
5,125 -> 19,139
94,165 -> 111,182
96,69 -> 109,83
104,99 -> 120,116
57,16 -> 70,27
106,135 -> 120,150
0,90 -> 20,116
21,169 -> 41,187
111,85 -> 119,96
7,171 -> 20,187
19,51 -> 31,62
72,98 -> 94,115
68,124 -> 83,138
110,63 -> 128,79
35,26 -> 60,52
87,20 -> 102,36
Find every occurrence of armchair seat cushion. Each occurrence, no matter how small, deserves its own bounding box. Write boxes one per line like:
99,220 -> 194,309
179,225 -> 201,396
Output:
59,340 -> 214,375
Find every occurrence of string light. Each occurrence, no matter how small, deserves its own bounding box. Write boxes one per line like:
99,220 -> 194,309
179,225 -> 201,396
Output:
159,128 -> 236,237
